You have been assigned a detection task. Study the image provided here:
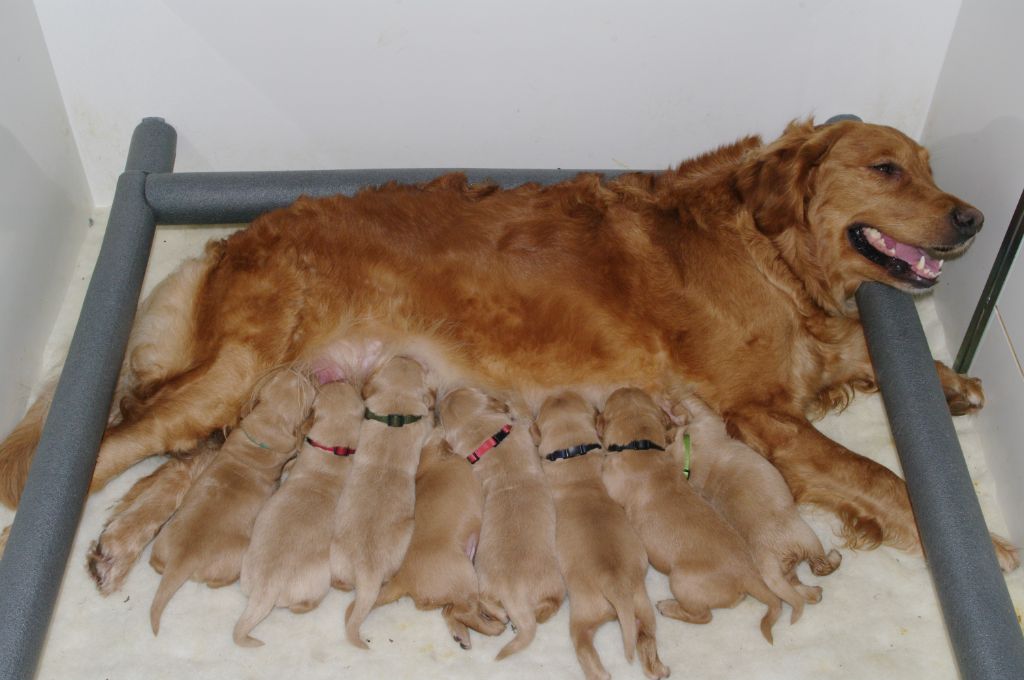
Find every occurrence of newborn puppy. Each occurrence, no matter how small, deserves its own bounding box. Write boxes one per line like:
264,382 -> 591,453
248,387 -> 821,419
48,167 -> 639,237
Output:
599,387 -> 781,643
374,426 -> 506,649
330,355 -> 434,649
87,433 -> 223,595
534,391 -> 667,680
680,394 -> 841,613
149,367 -> 315,633
233,380 -> 364,647
439,387 -> 564,660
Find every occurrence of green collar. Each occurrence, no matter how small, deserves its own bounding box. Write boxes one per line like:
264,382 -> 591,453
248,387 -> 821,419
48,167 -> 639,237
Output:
364,407 -> 424,428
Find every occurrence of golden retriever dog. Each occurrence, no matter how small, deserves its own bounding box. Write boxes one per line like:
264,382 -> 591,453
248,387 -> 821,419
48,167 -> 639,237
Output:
2,119 -> 1015,569
599,387 -> 782,640
679,393 -> 843,615
86,433 -> 222,595
233,379 -> 363,647
534,391 -> 668,680
329,355 -> 434,649
438,386 -> 564,659
373,426 -> 506,649
148,368 -> 315,633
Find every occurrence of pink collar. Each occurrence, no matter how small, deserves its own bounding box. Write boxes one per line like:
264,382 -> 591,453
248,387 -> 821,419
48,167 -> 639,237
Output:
466,424 -> 512,464
305,435 -> 355,457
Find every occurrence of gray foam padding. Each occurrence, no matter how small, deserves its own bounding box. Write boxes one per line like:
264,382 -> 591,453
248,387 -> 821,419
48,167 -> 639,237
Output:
0,118 -> 176,680
857,282 -> 1024,680
145,168 -> 627,224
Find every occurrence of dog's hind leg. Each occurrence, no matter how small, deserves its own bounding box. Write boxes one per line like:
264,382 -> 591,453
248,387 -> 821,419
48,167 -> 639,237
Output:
90,344 -> 262,491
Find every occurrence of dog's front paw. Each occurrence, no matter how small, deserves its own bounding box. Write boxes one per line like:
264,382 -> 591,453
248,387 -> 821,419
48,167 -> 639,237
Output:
991,533 -> 1020,573
936,363 -> 985,415
86,539 -> 126,595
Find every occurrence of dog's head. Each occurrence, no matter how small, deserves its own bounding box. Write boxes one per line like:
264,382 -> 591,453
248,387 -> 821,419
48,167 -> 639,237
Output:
597,387 -> 674,449
737,119 -> 982,304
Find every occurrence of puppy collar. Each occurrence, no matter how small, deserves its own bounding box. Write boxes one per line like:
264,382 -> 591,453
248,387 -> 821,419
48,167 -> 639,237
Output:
466,424 -> 512,464
545,442 -> 601,462
364,407 -> 423,428
682,433 -> 692,480
305,436 -> 356,457
607,439 -> 665,453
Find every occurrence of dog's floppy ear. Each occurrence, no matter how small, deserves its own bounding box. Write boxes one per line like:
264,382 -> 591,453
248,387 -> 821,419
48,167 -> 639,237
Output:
736,118 -> 845,236
529,420 -> 542,447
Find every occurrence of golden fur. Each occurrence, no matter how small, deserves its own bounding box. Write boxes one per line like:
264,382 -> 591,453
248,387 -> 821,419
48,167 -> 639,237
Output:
329,356 -> 434,649
599,388 -> 782,641
0,119 -> 1014,567
148,368 -> 315,633
680,394 -> 842,619
373,426 -> 506,649
438,387 -> 564,659
535,391 -> 667,680
86,434 -> 222,595
233,380 -> 363,647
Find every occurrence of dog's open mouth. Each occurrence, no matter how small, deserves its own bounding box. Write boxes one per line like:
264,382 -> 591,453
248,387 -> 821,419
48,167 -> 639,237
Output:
847,224 -> 942,289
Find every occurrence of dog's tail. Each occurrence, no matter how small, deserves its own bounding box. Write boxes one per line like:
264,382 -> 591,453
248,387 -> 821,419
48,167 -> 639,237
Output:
748,576 -> 783,644
232,585 -> 281,648
0,247 -> 221,509
344,572 -> 385,649
495,599 -> 539,661
608,588 -> 639,662
0,384 -> 54,508
150,556 -> 199,635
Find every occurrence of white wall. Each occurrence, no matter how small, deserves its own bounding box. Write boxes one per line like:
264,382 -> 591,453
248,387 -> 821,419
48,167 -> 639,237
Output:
0,0 -> 92,434
33,0 -> 961,207
922,0 -> 1024,545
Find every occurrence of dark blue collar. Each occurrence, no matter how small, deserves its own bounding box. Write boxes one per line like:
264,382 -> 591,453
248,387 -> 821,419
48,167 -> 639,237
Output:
607,439 -> 665,453
545,442 -> 601,462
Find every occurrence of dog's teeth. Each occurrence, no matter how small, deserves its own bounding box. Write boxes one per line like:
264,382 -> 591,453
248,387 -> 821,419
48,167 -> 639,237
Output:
937,260 -> 944,269
887,248 -> 896,256
917,256 -> 926,270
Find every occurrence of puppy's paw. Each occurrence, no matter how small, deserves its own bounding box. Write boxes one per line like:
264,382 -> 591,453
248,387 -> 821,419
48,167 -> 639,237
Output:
991,533 -> 1020,573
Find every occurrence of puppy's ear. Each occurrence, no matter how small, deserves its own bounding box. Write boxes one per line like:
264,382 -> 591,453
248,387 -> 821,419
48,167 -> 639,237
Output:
486,395 -> 510,415
736,118 -> 845,235
529,420 -> 541,447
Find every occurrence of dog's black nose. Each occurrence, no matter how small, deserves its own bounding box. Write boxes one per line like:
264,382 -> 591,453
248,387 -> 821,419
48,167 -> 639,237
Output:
951,205 -> 984,237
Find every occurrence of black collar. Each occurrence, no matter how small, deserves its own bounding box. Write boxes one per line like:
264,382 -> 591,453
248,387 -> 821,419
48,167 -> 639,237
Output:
607,439 -> 665,453
545,442 -> 601,462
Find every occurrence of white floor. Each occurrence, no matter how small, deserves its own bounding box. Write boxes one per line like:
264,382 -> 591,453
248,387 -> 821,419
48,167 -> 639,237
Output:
3,207 -> 1022,680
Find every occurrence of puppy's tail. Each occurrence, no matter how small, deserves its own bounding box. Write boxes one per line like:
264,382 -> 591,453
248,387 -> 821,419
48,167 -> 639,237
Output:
608,590 -> 638,662
749,577 -> 783,644
232,585 -> 279,648
495,600 -> 538,661
0,381 -> 54,508
344,573 -> 384,649
761,563 -> 806,624
150,557 -> 197,635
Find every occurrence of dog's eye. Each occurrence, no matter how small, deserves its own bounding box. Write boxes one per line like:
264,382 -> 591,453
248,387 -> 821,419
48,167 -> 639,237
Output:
870,162 -> 901,177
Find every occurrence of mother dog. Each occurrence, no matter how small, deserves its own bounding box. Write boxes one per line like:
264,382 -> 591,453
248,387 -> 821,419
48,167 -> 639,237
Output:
0,119 -> 1014,565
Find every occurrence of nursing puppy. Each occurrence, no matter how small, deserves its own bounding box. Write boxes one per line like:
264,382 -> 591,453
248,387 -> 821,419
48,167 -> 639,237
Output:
149,368 -> 315,633
535,391 -> 668,680
599,387 -> 782,642
373,427 -> 505,649
439,387 -> 564,659
330,355 -> 434,649
233,380 -> 364,647
86,433 -> 222,595
680,394 -> 842,612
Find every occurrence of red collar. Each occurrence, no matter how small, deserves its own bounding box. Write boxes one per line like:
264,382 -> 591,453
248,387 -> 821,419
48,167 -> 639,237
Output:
466,424 -> 512,464
305,435 -> 356,457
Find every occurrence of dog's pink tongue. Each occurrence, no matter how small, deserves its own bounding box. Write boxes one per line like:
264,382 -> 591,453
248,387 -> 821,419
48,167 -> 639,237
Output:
890,239 -> 940,271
